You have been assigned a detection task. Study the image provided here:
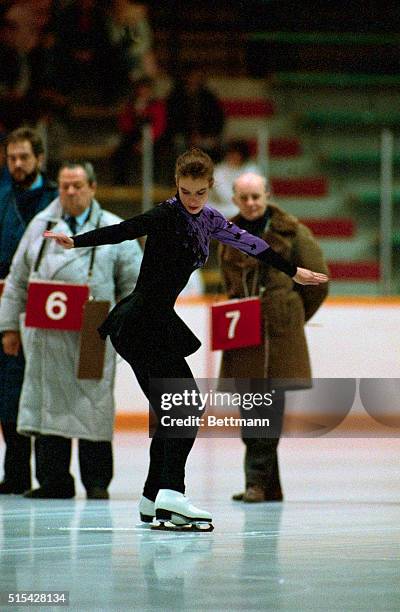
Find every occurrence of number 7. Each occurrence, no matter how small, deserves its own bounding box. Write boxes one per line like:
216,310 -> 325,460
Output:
225,309 -> 241,339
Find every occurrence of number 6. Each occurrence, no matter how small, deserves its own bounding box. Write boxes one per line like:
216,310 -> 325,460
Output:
45,291 -> 68,320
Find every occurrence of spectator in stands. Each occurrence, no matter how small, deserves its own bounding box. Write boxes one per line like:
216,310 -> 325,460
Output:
9,0 -> 53,39
0,127 -> 57,495
28,2 -> 70,125
108,1 -> 153,87
140,49 -> 163,87
112,77 -> 166,184
0,8 -> 39,130
0,162 -> 142,499
219,172 -> 329,503
210,140 -> 261,218
54,0 -> 125,104
27,5 -> 71,180
165,65 -> 225,162
0,2 -> 67,133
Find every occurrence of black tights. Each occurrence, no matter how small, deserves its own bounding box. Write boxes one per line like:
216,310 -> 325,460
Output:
128,354 -> 199,502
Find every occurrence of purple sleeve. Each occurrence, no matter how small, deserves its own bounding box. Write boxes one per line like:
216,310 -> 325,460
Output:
210,211 -> 270,256
210,208 -> 297,277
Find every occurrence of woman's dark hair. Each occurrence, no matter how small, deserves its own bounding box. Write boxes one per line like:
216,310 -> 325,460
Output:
175,148 -> 214,185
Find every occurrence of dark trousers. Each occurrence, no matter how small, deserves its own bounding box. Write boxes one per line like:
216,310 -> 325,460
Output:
241,390 -> 285,495
0,420 -> 31,491
126,353 -> 199,502
34,435 -> 113,494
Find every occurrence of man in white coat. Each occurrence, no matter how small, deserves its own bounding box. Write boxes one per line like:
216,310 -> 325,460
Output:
0,162 -> 142,499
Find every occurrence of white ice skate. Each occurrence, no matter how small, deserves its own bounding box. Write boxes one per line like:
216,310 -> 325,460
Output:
152,489 -> 214,532
139,495 -> 155,523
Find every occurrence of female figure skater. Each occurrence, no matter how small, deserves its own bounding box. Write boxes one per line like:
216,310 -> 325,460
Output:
45,148 -> 328,530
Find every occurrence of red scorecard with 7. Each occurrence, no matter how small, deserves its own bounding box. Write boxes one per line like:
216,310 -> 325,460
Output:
25,280 -> 90,330
211,296 -> 262,350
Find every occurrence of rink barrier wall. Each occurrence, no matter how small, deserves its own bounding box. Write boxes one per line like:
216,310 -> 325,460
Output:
114,296 -> 400,433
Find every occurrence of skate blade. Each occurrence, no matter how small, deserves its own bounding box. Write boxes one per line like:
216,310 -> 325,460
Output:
151,520 -> 214,533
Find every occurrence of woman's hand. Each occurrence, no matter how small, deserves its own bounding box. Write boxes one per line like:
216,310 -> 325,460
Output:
43,231 -> 74,249
293,267 -> 329,285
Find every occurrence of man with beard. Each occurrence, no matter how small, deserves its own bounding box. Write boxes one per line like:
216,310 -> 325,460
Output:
0,126 -> 57,494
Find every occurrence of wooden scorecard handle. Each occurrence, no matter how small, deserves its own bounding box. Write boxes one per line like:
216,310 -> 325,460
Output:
77,300 -> 111,379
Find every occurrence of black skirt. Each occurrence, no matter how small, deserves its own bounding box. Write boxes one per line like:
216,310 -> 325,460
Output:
98,292 -> 201,364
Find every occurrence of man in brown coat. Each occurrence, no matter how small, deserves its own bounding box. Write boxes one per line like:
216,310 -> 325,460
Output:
219,172 -> 329,502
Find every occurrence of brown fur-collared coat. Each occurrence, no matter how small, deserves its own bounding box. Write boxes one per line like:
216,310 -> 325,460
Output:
219,203 -> 329,389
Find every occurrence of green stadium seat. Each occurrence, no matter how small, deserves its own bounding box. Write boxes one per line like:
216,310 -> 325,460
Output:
300,111 -> 400,129
349,191 -> 400,206
275,72 -> 400,88
321,151 -> 400,166
250,31 -> 400,46
392,232 -> 400,249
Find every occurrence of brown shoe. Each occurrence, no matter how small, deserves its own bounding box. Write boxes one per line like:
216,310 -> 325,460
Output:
232,486 -> 283,503
243,485 -> 266,503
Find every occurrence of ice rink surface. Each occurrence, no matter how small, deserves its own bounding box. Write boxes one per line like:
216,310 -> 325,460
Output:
1,433 -> 399,611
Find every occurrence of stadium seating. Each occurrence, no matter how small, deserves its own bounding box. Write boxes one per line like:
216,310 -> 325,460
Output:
274,72 -> 400,88
300,218 -> 355,238
271,177 -> 328,197
348,191 -> 400,206
300,111 -> 400,129
321,151 -> 400,166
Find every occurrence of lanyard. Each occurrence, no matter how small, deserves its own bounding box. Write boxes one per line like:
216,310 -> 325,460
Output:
240,213 -> 270,298
34,214 -> 102,278
241,266 -> 259,298
34,220 -> 55,272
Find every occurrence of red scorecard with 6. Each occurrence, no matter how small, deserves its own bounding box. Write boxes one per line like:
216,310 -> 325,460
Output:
25,280 -> 90,330
211,296 -> 262,351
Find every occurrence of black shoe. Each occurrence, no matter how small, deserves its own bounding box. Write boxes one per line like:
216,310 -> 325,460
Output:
0,481 -> 30,495
0,481 -> 14,495
86,487 -> 109,500
23,487 -> 75,499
